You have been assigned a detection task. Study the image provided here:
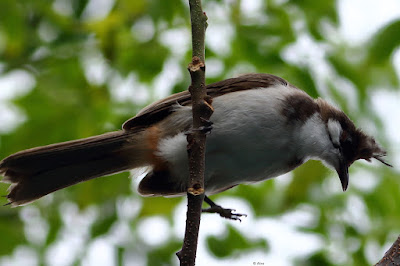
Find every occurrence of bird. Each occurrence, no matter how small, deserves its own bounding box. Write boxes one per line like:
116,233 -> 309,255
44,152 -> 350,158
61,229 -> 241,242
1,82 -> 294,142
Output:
0,73 -> 392,207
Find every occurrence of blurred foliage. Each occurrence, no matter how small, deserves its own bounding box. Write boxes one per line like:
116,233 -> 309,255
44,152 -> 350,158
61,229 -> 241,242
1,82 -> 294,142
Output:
207,225 -> 268,257
0,0 -> 399,265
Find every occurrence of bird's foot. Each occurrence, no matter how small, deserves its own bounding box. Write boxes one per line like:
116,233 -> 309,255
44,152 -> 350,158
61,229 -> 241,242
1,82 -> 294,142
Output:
202,205 -> 247,222
191,118 -> 213,134
203,196 -> 247,222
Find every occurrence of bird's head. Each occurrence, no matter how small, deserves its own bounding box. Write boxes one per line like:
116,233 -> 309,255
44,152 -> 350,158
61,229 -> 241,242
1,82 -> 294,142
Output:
316,99 -> 391,191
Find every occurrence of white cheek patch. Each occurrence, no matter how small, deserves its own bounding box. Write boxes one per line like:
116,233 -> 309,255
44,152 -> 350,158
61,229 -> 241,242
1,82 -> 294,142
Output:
327,119 -> 342,147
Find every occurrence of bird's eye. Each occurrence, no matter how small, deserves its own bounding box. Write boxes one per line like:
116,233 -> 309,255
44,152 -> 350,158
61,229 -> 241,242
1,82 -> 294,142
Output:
341,136 -> 353,153
340,132 -> 352,146
343,137 -> 352,146
333,142 -> 340,149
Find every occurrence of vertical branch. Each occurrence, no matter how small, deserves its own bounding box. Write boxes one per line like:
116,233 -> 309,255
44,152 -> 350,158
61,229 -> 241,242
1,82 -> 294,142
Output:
176,0 -> 212,265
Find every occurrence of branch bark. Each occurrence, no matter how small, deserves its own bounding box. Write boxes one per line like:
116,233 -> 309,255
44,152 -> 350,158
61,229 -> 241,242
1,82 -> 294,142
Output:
376,235 -> 400,266
176,0 -> 212,265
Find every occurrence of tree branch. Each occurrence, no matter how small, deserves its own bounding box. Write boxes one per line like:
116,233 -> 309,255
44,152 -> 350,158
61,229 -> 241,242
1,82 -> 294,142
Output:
176,0 -> 212,265
376,235 -> 400,266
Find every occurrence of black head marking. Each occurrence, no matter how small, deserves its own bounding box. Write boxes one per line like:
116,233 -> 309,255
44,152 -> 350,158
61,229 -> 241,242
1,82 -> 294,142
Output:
281,92 -> 320,123
317,98 -> 389,166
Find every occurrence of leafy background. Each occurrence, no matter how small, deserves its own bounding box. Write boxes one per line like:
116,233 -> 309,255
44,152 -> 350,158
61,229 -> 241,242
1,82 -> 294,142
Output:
0,0 -> 399,265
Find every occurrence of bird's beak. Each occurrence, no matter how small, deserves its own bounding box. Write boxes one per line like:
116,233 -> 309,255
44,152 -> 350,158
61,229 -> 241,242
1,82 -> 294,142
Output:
336,158 -> 349,191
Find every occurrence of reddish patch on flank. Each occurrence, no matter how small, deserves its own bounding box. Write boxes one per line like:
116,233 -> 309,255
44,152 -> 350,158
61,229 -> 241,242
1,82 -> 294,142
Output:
146,126 -> 168,171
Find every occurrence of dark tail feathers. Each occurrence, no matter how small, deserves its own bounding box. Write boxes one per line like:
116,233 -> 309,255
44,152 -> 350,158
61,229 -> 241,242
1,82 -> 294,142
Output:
0,130 -> 147,206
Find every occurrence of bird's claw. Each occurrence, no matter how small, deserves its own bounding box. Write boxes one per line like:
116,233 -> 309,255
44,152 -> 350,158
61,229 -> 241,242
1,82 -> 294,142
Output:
202,205 -> 247,222
186,118 -> 213,135
198,118 -> 213,134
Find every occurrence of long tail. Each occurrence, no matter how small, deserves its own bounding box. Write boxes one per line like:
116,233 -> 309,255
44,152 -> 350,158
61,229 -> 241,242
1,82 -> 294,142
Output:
0,130 -> 149,206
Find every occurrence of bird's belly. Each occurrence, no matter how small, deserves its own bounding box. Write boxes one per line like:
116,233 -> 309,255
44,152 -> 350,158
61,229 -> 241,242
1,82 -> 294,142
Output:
156,129 -> 296,194
203,135 -> 295,193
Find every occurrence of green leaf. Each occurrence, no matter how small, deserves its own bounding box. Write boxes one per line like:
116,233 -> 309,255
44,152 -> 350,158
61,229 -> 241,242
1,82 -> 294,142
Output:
0,212 -> 25,255
368,20 -> 400,64
284,161 -> 329,208
147,240 -> 182,265
91,206 -> 118,238
207,225 -> 268,258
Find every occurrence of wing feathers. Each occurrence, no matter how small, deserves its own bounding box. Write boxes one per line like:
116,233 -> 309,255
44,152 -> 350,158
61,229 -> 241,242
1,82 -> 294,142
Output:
123,73 -> 290,130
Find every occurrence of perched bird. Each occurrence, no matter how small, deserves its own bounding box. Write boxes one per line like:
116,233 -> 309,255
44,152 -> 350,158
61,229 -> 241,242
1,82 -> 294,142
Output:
0,74 -> 391,206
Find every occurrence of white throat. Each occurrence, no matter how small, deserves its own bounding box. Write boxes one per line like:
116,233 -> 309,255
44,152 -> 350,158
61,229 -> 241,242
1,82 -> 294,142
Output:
296,113 -> 335,160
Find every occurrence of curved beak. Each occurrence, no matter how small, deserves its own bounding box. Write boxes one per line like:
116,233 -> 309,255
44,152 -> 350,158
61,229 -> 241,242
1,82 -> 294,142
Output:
336,158 -> 349,191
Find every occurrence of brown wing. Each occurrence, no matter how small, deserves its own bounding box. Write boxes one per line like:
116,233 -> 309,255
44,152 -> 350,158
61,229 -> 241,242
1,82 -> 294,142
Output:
122,73 -> 289,130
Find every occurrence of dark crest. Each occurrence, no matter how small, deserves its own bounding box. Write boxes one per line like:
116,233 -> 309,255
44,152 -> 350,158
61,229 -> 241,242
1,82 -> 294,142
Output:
317,98 -> 391,167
